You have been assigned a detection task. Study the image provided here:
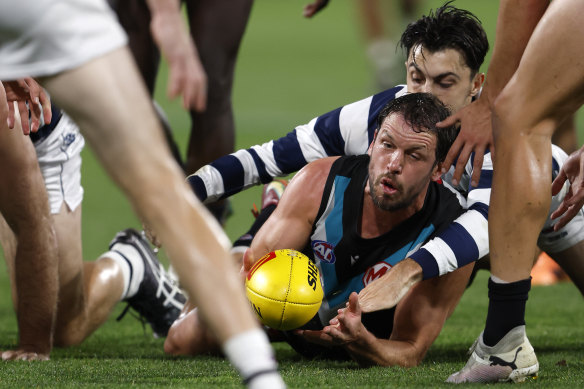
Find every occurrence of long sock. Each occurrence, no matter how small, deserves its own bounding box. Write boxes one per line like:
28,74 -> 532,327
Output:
100,247 -> 144,300
223,328 -> 285,389
483,276 -> 531,346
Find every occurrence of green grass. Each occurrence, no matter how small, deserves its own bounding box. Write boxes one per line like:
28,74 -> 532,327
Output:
1,0 -> 584,387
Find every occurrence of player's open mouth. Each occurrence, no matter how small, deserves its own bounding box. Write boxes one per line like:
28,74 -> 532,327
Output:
381,178 -> 398,194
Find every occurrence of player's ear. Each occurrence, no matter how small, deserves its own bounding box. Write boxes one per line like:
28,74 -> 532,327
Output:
432,162 -> 443,181
470,72 -> 485,98
368,130 -> 378,155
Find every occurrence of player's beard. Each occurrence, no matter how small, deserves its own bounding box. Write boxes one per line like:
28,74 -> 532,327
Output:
368,173 -> 423,212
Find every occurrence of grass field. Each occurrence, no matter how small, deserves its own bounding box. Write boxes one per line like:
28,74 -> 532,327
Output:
1,0 -> 583,387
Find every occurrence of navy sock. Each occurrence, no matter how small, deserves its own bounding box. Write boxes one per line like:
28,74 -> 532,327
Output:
232,204 -> 277,248
483,277 -> 531,347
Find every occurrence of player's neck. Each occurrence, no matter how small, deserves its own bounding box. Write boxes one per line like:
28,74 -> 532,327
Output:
359,193 -> 420,238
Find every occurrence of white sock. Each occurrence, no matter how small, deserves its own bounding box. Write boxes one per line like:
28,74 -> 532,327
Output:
222,328 -> 285,389
490,274 -> 510,284
100,247 -> 144,300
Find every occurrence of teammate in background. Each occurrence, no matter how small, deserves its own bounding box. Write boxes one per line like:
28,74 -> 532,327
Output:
165,93 -> 473,367
0,0 -> 284,387
356,0 -> 422,90
304,0 -> 421,90
438,0 -> 584,383
107,0 -> 252,223
0,82 -> 59,360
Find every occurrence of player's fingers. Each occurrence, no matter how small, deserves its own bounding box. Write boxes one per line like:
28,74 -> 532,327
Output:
551,187 -> 572,222
442,137 -> 463,174
28,101 -> 42,133
347,292 -> 360,314
1,350 -> 16,361
38,88 -> 52,125
167,72 -> 181,100
436,112 -> 460,129
470,147 -> 486,188
23,77 -> 40,99
303,0 -> 329,17
7,102 -> 16,129
450,144 -> 472,186
242,247 -> 256,272
17,101 -> 30,135
553,205 -> 579,231
193,81 -> 207,112
551,170 -> 568,196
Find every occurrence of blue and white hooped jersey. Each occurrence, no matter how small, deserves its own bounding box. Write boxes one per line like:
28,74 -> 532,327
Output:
306,155 -> 464,327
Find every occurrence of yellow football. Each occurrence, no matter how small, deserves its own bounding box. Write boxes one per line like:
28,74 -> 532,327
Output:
245,249 -> 323,331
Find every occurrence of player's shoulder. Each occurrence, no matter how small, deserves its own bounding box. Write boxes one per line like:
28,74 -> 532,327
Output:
294,156 -> 339,186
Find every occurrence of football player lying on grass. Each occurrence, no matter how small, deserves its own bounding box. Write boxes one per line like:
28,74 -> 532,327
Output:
164,93 -> 474,367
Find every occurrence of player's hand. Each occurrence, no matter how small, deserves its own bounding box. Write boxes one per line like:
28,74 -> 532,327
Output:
438,97 -> 493,187
239,247 -> 256,282
298,292 -> 368,347
2,78 -> 52,135
149,9 -> 207,111
551,146 -> 584,230
303,0 -> 330,18
358,258 -> 422,313
1,349 -> 50,361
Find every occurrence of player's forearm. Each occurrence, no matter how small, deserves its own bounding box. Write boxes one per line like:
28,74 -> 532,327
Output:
358,258 -> 422,313
345,335 -> 423,367
482,0 -> 549,103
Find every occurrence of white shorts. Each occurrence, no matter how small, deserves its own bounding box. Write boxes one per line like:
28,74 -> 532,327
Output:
0,0 -> 127,79
538,145 -> 584,253
34,113 -> 85,214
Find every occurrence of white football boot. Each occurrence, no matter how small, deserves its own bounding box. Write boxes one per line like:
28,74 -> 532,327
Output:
446,325 -> 539,383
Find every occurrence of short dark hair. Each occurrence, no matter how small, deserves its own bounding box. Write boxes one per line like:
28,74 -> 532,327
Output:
399,1 -> 489,76
376,93 -> 458,163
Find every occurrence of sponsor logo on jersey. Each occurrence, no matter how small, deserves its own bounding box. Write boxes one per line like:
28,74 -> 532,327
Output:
307,260 -> 319,291
311,240 -> 336,264
362,262 -> 392,286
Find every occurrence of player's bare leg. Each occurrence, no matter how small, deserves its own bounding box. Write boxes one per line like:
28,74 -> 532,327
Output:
50,204 -> 126,346
184,0 -> 252,175
0,90 -> 58,360
183,0 -> 252,222
39,47 -> 283,388
448,0 -> 584,383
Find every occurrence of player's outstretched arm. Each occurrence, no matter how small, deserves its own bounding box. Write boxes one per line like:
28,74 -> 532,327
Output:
145,0 -> 207,111
305,263 -> 472,367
